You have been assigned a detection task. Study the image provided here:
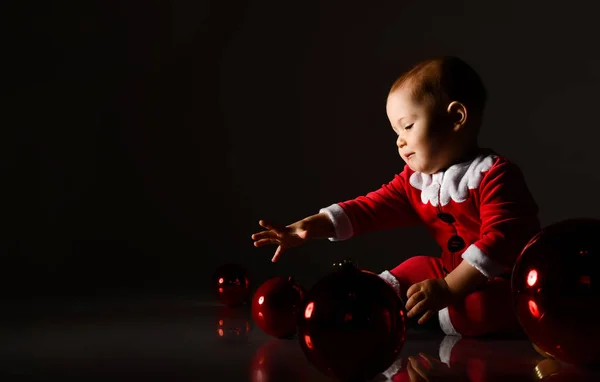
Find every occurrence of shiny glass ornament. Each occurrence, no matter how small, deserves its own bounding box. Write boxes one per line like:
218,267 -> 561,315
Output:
512,218 -> 600,367
297,262 -> 406,381
214,263 -> 250,307
252,276 -> 306,338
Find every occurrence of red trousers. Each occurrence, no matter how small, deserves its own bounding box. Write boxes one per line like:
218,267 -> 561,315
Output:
382,256 -> 521,337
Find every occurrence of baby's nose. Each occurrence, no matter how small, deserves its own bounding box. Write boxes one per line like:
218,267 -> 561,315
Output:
396,135 -> 406,148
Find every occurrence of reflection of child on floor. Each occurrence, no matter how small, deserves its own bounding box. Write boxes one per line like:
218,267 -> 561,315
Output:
380,335 -> 541,381
252,56 -> 540,337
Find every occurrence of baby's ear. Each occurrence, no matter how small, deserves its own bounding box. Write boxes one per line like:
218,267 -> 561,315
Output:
446,101 -> 468,130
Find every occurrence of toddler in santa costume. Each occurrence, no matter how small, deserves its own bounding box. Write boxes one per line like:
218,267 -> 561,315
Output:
252,56 -> 540,337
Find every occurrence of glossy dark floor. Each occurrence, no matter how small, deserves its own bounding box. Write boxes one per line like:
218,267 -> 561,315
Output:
4,296 -> 599,381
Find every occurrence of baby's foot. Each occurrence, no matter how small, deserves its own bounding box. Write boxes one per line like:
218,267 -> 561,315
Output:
378,270 -> 404,303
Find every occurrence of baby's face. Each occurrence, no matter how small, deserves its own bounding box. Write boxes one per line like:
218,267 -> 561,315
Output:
386,85 -> 461,174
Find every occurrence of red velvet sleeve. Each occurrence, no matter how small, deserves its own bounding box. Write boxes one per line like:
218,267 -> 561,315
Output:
337,167 -> 422,237
468,158 -> 541,273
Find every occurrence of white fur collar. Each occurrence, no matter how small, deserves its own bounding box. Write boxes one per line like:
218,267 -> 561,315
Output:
409,154 -> 497,207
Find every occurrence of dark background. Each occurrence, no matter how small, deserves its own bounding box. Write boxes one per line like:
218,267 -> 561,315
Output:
4,0 -> 600,301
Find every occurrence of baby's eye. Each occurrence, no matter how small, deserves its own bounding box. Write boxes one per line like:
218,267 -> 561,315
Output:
404,124 -> 414,130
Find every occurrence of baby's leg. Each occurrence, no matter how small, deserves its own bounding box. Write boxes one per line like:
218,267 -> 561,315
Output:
446,278 -> 521,337
379,255 -> 446,302
379,258 -> 520,337
379,256 -> 446,331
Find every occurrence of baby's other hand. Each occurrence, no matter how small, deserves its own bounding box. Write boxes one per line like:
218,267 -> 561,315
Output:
407,353 -> 467,381
251,220 -> 309,263
405,279 -> 453,324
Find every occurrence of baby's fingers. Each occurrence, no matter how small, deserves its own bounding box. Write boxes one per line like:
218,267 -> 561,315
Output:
271,246 -> 284,263
254,238 -> 279,247
417,310 -> 434,325
259,220 -> 287,232
418,353 -> 443,368
405,290 -> 424,312
407,357 -> 428,380
259,220 -> 274,229
406,282 -> 421,299
407,300 -> 428,319
251,231 -> 276,241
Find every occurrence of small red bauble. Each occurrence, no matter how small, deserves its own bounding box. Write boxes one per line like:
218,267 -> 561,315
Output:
214,263 -> 250,307
251,276 -> 306,338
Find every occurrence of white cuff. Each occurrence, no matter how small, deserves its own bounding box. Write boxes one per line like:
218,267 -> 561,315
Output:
438,307 -> 461,336
379,270 -> 402,298
319,204 -> 353,241
438,335 -> 462,366
380,356 -> 404,380
461,244 -> 505,279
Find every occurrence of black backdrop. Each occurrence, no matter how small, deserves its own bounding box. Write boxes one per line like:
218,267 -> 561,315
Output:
4,0 -> 600,301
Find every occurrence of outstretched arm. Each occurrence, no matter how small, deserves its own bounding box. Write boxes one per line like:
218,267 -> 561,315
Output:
254,166 -> 421,262
252,212 -> 335,262
323,169 -> 422,241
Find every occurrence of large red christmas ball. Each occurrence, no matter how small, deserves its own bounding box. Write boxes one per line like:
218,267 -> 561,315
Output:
251,276 -> 306,338
512,218 -> 600,367
214,264 -> 250,307
297,262 -> 406,381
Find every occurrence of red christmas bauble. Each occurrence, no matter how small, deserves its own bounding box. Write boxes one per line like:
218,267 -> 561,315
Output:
297,262 -> 406,381
216,306 -> 252,342
512,218 -> 600,367
214,264 -> 250,307
251,276 -> 306,338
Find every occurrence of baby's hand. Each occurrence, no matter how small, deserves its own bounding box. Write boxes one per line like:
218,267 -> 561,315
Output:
251,220 -> 309,262
405,278 -> 453,324
407,353 -> 467,381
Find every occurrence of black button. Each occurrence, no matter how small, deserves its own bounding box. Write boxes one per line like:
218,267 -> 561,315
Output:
447,235 -> 466,252
437,213 -> 456,224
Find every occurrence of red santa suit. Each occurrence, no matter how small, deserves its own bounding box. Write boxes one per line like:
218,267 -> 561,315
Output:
319,149 -> 540,337
379,335 -> 536,381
